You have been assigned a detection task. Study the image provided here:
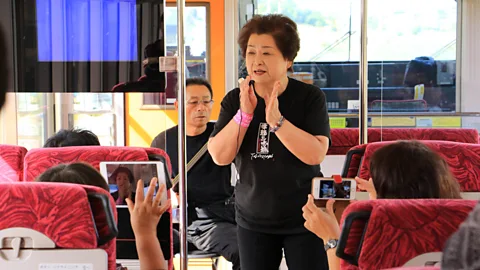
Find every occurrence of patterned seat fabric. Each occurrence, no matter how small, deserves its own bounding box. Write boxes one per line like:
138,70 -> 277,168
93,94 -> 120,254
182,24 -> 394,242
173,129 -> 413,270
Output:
329,128 -> 479,155
23,146 -> 149,181
0,182 -> 117,270
329,128 -> 359,155
0,144 -> 27,182
358,140 -> 480,192
339,199 -> 476,270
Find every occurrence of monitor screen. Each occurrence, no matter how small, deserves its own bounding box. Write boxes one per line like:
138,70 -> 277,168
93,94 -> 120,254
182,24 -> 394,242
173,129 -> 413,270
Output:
11,0 -> 165,92
36,0 -> 138,62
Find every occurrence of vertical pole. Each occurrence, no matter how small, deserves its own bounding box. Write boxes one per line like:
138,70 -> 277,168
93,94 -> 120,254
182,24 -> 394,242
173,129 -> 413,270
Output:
359,0 -> 369,144
176,0 -> 188,269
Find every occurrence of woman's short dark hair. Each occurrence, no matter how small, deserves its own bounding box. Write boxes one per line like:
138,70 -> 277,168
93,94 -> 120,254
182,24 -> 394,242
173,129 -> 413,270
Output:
43,129 -> 101,147
238,14 -> 300,72
109,167 -> 135,185
370,140 -> 461,199
36,162 -> 109,192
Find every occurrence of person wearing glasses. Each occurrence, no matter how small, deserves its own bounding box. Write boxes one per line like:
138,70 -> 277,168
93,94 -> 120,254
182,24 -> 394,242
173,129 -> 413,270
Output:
151,77 -> 240,270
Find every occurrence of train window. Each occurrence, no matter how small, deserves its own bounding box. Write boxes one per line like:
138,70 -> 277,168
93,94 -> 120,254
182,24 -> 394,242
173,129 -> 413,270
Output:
4,92 -> 125,149
143,4 -> 209,107
16,93 -> 50,149
244,0 -> 458,127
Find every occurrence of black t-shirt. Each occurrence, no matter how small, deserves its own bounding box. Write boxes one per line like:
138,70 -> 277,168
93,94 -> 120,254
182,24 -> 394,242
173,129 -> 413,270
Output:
211,78 -> 331,234
151,122 -> 233,209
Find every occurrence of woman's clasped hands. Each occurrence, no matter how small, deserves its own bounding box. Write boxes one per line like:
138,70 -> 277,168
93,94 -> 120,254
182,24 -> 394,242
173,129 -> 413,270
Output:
239,76 -> 283,127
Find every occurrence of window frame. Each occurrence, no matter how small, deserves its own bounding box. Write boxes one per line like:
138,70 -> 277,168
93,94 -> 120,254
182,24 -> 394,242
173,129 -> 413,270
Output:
141,2 -> 211,110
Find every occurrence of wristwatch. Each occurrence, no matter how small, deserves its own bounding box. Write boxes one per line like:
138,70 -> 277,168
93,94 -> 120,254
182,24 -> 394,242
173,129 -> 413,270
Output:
324,239 -> 338,251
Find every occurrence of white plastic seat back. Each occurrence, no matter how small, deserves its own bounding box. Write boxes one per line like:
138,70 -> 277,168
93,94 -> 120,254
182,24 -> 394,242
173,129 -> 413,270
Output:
0,228 -> 107,269
403,252 -> 442,267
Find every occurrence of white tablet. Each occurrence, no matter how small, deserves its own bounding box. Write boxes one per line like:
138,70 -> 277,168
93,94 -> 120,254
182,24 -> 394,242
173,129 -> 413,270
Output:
99,161 -> 167,206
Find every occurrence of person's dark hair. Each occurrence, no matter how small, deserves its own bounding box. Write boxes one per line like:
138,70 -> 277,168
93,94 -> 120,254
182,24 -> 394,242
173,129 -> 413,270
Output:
0,24 -> 9,109
43,129 -> 101,147
109,167 -> 135,185
143,40 -> 164,80
238,14 -> 300,72
403,56 -> 437,87
177,77 -> 213,99
370,140 -> 461,199
36,163 -> 109,192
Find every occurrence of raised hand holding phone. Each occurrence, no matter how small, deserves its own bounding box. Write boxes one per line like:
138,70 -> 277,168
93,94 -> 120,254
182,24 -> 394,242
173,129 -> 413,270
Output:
302,195 -> 340,241
355,177 -> 377,200
239,75 -> 257,114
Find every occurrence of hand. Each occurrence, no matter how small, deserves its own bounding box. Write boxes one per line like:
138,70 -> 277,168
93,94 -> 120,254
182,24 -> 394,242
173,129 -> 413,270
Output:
264,81 -> 282,127
302,195 -> 340,242
126,178 -> 171,238
239,75 -> 257,114
355,177 -> 377,200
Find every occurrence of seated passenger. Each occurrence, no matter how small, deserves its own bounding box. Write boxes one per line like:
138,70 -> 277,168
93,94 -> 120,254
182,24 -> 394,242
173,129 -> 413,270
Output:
355,140 -> 461,200
109,166 -> 136,205
36,162 -> 109,192
43,129 -> 100,147
302,140 -> 462,270
151,78 -> 240,270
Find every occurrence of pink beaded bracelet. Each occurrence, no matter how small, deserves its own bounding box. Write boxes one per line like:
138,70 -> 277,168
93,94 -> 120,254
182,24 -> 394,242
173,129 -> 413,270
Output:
233,109 -> 253,127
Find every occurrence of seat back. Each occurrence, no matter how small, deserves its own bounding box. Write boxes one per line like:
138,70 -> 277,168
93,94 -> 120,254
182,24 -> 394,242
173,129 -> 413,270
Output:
329,128 -> 479,156
0,182 -> 117,270
337,199 -> 476,270
358,140 -> 480,192
0,144 -> 27,182
23,146 -> 149,181
144,147 -> 173,178
341,144 -> 366,177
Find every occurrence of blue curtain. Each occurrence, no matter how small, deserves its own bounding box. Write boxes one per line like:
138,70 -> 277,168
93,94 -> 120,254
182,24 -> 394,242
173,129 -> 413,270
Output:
36,0 -> 138,61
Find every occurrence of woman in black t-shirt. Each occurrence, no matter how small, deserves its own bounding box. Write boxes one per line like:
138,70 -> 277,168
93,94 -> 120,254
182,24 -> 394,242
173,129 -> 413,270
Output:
209,14 -> 331,270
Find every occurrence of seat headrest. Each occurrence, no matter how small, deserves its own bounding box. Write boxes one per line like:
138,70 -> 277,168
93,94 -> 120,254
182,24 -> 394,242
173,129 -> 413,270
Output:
23,146 -> 149,181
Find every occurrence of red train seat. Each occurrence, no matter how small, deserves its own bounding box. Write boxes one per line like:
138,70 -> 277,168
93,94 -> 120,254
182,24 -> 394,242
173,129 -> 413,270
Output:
0,144 -> 27,182
337,199 -> 475,269
0,182 -> 117,269
358,140 -> 480,192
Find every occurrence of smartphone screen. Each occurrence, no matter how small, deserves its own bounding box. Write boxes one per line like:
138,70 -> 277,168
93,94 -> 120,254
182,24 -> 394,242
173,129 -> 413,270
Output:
314,179 -> 355,200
